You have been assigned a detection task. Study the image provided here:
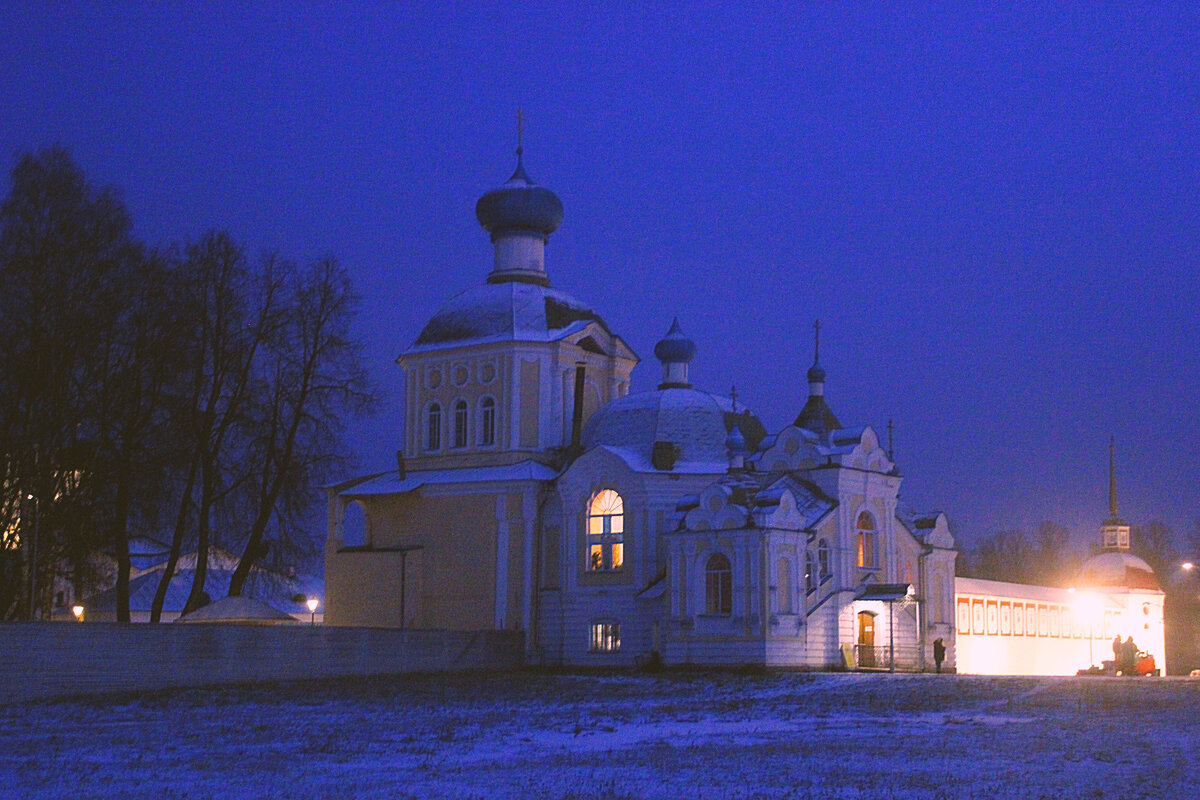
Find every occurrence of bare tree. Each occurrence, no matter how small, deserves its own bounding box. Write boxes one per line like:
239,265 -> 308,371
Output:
150,233 -> 286,620
227,256 -> 373,596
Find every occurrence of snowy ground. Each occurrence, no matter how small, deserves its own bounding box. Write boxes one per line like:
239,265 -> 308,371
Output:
1,671 -> 1197,799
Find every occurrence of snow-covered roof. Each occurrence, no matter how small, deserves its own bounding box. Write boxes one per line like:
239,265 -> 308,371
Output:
1077,551 -> 1162,592
954,577 -> 1083,604
596,445 -> 728,475
175,595 -> 297,624
676,470 -> 836,532
406,282 -> 610,353
341,460 -> 559,496
583,387 -> 765,467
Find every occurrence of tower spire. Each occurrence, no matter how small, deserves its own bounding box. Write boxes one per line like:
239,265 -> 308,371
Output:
1100,436 -> 1130,551
1108,435 -> 1118,518
516,107 -> 525,159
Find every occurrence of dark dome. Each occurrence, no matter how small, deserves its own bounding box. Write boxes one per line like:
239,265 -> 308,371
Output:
475,159 -> 563,237
807,362 -> 826,382
654,318 -> 696,363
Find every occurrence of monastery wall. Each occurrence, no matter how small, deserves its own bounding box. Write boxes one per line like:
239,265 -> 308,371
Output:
953,578 -> 1162,676
0,624 -> 524,704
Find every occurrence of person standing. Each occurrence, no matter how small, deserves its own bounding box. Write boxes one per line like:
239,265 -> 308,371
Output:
933,638 -> 946,673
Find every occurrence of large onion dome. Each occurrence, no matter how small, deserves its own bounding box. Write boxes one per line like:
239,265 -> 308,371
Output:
475,155 -> 563,239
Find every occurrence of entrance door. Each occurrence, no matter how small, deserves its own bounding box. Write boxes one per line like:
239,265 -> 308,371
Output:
858,611 -> 876,668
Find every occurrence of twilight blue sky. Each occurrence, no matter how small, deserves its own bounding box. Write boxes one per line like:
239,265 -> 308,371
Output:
3,3 -> 1198,549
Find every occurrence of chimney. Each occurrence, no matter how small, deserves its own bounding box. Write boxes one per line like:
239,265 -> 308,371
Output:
570,362 -> 587,452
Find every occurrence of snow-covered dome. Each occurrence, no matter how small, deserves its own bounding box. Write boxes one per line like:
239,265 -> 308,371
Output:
412,282 -> 606,349
1077,551 -> 1161,591
653,318 -> 696,364
475,156 -> 563,238
583,388 -> 763,467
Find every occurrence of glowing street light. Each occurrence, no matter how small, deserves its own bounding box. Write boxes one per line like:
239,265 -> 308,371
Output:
71,605 -> 84,622
306,597 -> 319,626
1182,562 -> 1195,571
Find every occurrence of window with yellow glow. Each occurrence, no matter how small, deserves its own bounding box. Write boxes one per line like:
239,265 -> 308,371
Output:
856,511 -> 877,568
589,621 -> 620,652
586,489 -> 624,571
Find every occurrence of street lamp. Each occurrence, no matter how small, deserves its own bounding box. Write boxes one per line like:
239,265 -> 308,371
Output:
26,493 -> 39,621
71,605 -> 84,622
306,597 -> 319,625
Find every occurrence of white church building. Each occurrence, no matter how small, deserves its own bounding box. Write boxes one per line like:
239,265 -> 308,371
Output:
324,143 -> 959,670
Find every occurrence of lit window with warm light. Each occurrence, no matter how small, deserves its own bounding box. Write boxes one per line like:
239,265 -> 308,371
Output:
856,511 -> 877,568
586,489 -> 624,571
589,621 -> 620,652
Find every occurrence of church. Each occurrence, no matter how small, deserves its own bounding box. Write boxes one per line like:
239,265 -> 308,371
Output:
323,140 -> 959,670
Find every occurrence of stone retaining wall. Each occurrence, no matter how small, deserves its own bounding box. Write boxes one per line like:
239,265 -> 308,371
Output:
0,623 -> 524,704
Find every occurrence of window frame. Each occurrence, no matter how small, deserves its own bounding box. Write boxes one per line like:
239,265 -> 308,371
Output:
589,621 -> 621,653
478,395 -> 496,446
452,399 -> 468,449
705,552 -> 733,616
817,539 -> 831,584
425,402 -> 442,451
856,511 -> 877,569
586,489 -> 625,572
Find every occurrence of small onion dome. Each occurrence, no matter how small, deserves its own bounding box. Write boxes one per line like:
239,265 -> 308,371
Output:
807,361 -> 826,383
654,318 -> 696,364
475,157 -> 564,238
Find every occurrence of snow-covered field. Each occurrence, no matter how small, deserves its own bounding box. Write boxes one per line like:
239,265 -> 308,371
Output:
2,671 -> 1196,799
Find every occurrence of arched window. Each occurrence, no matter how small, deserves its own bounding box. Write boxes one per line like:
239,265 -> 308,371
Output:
817,539 -> 831,583
856,511 -> 877,568
587,490 -> 624,571
453,400 -> 468,448
777,558 -> 792,614
479,396 -> 496,446
805,551 -> 816,594
705,553 -> 732,615
425,403 -> 441,451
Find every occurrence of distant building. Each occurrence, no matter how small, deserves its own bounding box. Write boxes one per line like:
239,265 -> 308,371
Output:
954,442 -> 1167,675
65,537 -> 320,624
324,143 -> 957,669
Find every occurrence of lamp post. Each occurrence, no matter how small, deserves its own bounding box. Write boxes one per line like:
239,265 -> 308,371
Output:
306,597 -> 319,626
26,493 -> 39,621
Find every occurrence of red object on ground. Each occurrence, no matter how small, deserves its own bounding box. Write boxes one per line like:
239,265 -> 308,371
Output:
1135,654 -> 1157,676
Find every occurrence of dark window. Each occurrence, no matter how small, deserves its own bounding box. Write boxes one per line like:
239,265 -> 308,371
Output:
480,397 -> 496,446
705,553 -> 732,615
453,400 -> 468,448
426,403 -> 441,451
